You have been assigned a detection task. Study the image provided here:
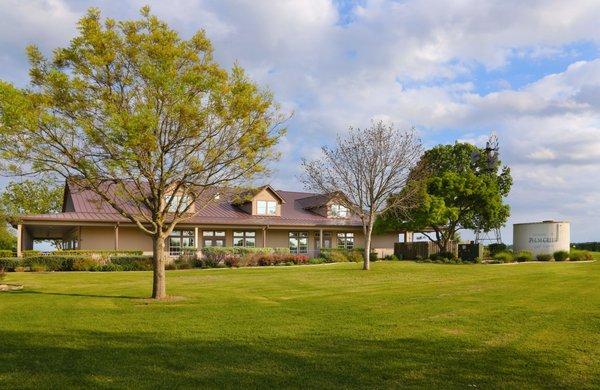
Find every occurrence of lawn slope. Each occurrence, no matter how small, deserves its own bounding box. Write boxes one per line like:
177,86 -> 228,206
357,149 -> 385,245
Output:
0,261 -> 598,388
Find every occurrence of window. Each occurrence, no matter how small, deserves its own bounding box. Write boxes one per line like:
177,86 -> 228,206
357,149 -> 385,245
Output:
289,231 -> 308,254
169,230 -> 195,256
233,231 -> 256,247
337,232 -> 354,249
315,231 -> 332,249
330,204 -> 349,218
165,194 -> 191,213
257,200 -> 277,215
203,230 -> 226,247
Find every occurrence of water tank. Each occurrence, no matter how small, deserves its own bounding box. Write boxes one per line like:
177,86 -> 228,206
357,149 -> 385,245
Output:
513,221 -> 570,256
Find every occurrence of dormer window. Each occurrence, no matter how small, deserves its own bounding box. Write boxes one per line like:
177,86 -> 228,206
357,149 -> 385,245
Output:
330,204 -> 349,218
257,200 -> 277,215
165,194 -> 191,213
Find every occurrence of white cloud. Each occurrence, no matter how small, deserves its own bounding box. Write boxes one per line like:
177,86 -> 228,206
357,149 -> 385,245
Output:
1,0 -> 600,240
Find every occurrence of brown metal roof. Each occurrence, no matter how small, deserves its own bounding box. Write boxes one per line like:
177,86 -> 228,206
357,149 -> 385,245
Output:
19,182 -> 363,228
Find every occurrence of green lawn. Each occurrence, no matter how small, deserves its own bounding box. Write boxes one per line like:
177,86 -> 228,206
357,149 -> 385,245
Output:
1,261 -> 598,389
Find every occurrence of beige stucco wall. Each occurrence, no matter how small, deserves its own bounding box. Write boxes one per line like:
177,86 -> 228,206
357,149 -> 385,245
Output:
80,226 -> 163,252
79,226 -> 117,251
118,227 -> 153,251
75,225 -> 398,255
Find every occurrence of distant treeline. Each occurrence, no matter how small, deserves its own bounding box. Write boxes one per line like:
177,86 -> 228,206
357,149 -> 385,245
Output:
571,242 -> 600,252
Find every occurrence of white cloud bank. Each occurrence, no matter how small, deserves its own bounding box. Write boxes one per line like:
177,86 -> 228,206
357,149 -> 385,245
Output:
1,0 -> 600,241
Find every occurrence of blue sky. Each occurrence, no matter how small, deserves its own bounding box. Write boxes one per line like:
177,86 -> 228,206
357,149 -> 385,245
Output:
1,0 -> 600,243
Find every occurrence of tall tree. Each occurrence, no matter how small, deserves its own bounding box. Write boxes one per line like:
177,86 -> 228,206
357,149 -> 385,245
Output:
0,179 -> 63,217
302,122 -> 422,270
0,223 -> 15,251
0,179 -> 64,248
376,142 -> 512,251
0,8 -> 284,299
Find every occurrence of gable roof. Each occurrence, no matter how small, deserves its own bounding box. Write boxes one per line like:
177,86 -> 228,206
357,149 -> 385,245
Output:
232,185 -> 286,205
19,181 -> 363,228
296,191 -> 348,210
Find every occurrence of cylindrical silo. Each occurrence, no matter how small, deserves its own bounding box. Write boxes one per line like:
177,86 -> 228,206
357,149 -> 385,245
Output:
513,221 -> 570,256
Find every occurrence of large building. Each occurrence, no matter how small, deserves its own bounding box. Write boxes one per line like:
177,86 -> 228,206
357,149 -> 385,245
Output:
14,180 -> 409,258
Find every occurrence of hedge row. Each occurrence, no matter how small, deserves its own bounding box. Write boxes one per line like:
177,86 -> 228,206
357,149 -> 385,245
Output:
320,248 -> 364,263
571,242 -> 600,252
0,250 -> 15,258
492,249 -> 593,263
21,249 -> 143,258
201,246 -> 290,255
0,255 -> 153,272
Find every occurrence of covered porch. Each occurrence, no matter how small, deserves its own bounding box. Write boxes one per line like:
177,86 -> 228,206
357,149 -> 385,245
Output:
15,220 -> 412,258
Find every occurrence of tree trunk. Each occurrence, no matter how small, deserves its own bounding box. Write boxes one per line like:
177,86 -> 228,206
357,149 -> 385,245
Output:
363,219 -> 374,271
152,234 -> 167,299
434,229 -> 447,252
363,236 -> 371,270
437,237 -> 447,252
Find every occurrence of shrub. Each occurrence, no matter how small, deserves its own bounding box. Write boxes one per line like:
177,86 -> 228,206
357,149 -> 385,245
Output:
321,249 -> 364,263
383,254 -> 399,261
110,256 -> 153,271
0,257 -> 20,271
569,250 -> 593,262
30,263 -> 47,272
369,252 -> 379,262
493,251 -> 514,263
308,258 -> 325,264
516,251 -> 534,262
429,251 -> 457,261
201,247 -> 284,268
0,250 -> 15,258
536,253 -> 553,262
22,255 -> 82,271
252,253 -> 309,267
22,250 -> 41,258
571,242 -> 600,251
321,249 -> 348,263
21,255 -> 123,271
94,263 -> 123,272
553,250 -> 569,262
72,258 -> 100,271
223,255 -> 240,268
488,243 -> 507,257
57,249 -> 143,256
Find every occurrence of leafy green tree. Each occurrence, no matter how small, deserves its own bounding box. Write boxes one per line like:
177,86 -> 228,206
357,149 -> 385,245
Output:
1,179 -> 63,218
376,142 -> 512,251
0,8 -> 284,299
0,223 -> 16,251
0,179 -> 64,249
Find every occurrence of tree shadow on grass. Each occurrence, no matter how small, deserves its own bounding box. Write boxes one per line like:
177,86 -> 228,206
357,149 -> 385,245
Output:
0,330 -> 585,389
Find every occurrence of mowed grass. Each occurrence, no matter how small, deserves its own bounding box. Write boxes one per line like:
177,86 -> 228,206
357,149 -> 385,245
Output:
1,260 -> 599,389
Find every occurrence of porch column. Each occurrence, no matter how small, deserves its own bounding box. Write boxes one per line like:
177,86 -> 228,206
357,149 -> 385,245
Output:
114,224 -> 119,250
194,227 -> 199,251
404,231 -> 413,243
16,224 -> 22,258
319,228 -> 323,256
263,226 -> 267,247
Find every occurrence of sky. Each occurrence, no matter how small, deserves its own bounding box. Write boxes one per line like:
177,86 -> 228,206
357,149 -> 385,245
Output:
1,0 -> 600,243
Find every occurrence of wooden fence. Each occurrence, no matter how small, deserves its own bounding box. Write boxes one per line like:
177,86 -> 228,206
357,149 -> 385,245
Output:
394,241 -> 458,260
